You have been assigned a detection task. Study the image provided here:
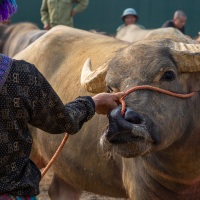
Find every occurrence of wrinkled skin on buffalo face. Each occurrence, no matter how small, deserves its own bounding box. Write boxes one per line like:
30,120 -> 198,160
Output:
101,39 -> 198,157
100,39 -> 200,199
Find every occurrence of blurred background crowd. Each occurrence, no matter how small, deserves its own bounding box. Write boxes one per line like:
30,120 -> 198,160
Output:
2,0 -> 200,38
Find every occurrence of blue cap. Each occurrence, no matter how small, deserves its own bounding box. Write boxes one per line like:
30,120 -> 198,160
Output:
121,8 -> 138,21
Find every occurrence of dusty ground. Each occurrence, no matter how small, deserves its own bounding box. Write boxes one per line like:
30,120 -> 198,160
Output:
37,170 -> 127,200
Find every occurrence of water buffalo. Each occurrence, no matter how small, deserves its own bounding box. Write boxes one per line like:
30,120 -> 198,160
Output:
0,22 -> 47,57
115,24 -> 181,43
13,25 -> 200,200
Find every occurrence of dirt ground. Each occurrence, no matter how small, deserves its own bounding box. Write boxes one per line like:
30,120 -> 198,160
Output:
37,170 -> 127,200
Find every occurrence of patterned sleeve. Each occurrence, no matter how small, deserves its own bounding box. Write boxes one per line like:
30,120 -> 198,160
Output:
12,60 -> 95,134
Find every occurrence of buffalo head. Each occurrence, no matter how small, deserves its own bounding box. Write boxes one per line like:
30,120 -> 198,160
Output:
81,38 -> 200,159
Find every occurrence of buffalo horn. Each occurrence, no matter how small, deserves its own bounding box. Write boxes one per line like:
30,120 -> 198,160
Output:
80,58 -> 108,93
172,42 -> 200,72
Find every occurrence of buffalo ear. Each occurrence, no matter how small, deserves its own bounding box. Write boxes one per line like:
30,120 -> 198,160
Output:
171,42 -> 200,73
80,58 -> 108,93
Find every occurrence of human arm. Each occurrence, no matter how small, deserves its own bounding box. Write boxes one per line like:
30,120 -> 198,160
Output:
29,77 -> 123,134
29,83 -> 123,134
40,0 -> 50,29
71,0 -> 89,16
27,68 -> 95,135
11,60 -> 122,135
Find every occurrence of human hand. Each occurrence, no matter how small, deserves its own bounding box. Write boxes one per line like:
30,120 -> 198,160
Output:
70,9 -> 76,17
44,24 -> 50,30
92,92 -> 124,115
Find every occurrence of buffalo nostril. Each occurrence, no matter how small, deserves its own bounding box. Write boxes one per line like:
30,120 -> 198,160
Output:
124,108 -> 143,124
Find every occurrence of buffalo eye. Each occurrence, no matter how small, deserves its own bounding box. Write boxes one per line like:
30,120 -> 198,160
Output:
161,71 -> 175,81
106,85 -> 114,93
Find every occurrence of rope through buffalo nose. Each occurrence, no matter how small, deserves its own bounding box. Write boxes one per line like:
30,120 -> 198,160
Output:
119,85 -> 195,116
41,85 -> 195,178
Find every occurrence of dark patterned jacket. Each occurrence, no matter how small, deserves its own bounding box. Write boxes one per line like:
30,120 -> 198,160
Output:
0,54 -> 95,196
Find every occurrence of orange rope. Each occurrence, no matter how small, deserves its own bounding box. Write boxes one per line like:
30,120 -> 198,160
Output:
41,133 -> 69,178
119,85 -> 195,116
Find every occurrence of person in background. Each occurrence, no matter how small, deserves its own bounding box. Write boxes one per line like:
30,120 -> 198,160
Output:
161,10 -> 187,34
0,1 -> 124,199
40,0 -> 89,30
116,8 -> 145,32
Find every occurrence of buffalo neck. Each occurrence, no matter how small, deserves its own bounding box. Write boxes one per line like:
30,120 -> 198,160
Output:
133,147 -> 200,199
